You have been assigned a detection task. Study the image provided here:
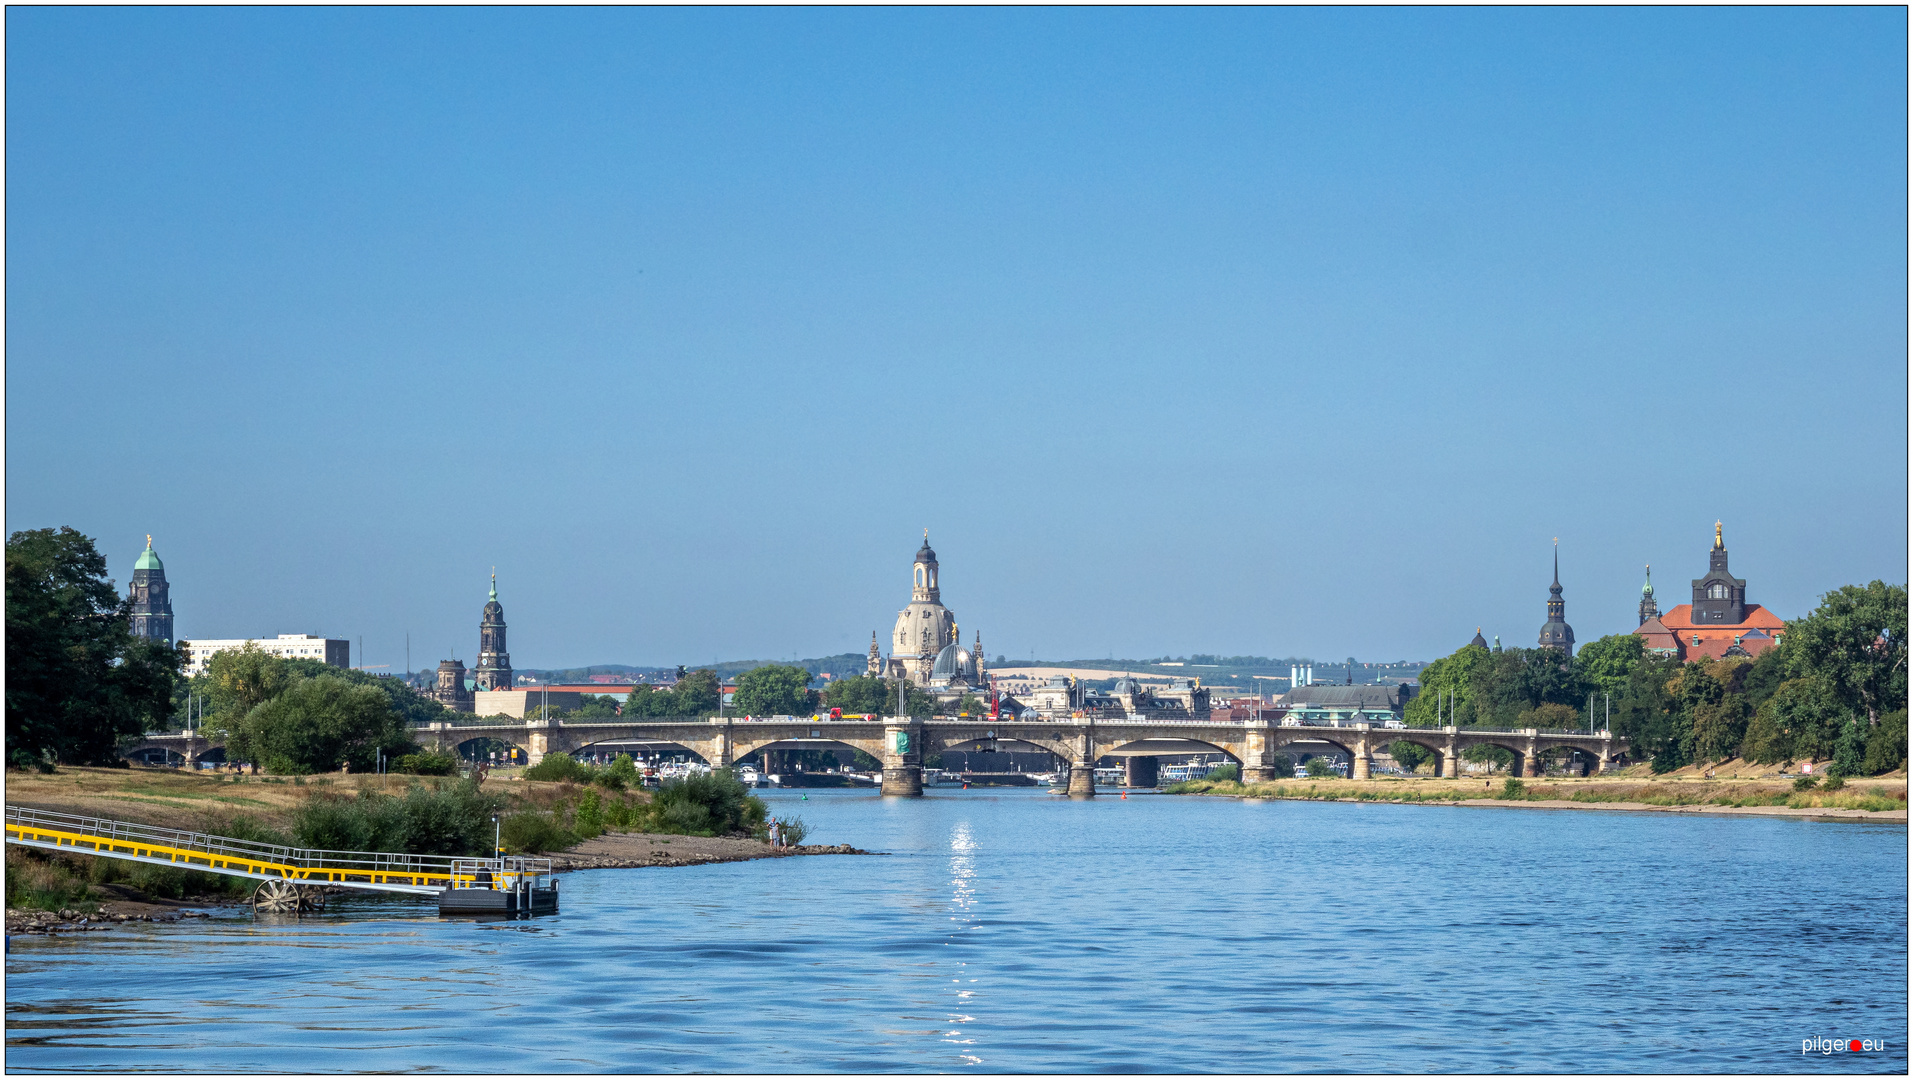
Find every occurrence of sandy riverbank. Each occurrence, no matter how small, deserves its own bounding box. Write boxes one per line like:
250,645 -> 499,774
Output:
1327,796 -> 1906,821
546,831 -> 869,870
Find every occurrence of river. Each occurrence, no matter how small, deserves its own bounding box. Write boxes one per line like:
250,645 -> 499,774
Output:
6,789 -> 1906,1072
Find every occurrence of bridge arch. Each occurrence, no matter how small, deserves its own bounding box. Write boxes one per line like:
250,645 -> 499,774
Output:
922,726 -> 1076,765
729,734 -> 886,765
453,735 -> 529,763
1097,737 -> 1242,764
567,738 -> 712,765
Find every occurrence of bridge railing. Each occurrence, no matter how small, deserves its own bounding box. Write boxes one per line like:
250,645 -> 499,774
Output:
4,804 -> 471,878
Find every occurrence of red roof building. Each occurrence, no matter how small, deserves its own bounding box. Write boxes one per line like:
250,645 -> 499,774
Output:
1634,523 -> 1786,662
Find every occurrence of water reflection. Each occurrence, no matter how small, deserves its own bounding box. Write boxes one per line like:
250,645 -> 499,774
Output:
945,820 -> 982,1065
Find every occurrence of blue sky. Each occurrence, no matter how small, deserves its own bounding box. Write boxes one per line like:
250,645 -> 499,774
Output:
7,7 -> 1906,672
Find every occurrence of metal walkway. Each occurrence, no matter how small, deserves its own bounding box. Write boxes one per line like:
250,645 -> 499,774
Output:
4,804 -> 549,900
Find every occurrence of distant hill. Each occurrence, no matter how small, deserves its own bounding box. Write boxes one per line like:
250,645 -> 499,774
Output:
520,652 -> 1427,691
520,653 -> 868,686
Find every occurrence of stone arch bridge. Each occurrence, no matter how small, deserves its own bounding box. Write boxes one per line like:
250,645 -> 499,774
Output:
128,717 -> 1627,796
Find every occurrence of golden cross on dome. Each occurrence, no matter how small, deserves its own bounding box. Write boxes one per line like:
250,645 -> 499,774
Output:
146,534 -> 152,548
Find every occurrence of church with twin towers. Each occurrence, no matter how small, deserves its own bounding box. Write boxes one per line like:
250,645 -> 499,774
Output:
866,532 -> 987,704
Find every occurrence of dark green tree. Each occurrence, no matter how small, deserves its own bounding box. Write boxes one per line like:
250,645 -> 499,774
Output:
1764,676 -> 1847,763
1863,709 -> 1908,775
820,675 -> 891,716
1388,740 -> 1433,773
227,674 -> 414,774
732,664 -> 820,717
1783,581 -> 1909,726
1572,634 -> 1646,704
673,669 -> 723,716
1403,642 -> 1492,726
6,527 -> 182,768
1609,653 -> 1682,771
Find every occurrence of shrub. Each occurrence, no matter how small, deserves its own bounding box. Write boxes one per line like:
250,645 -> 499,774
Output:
573,788 -> 605,839
647,771 -> 767,837
1822,773 -> 1847,791
1793,775 -> 1819,792
499,810 -> 574,854
776,816 -> 809,846
1206,763 -> 1239,783
392,750 -> 458,776
1304,757 -> 1336,778
5,849 -> 93,911
602,753 -> 640,789
524,754 -> 590,783
1501,778 -> 1526,799
292,781 -> 501,856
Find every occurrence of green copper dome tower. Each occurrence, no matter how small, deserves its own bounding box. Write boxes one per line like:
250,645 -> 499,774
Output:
128,535 -> 173,643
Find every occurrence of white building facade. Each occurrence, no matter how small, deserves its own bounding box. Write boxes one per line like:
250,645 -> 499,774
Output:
180,634 -> 349,676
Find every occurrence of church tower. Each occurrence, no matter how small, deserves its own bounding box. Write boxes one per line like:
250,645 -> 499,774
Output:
127,535 -> 173,643
891,531 -> 958,685
913,531 -> 939,603
1638,564 -> 1660,625
1690,521 -> 1747,624
474,573 -> 514,691
866,632 -> 883,676
1537,540 -> 1575,656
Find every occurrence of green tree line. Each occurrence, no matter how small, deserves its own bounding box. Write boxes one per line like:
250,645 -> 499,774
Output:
1406,581 -> 1907,778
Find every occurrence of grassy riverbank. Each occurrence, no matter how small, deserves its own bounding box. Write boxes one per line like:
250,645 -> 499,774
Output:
1166,773 -> 1909,814
3,764 -> 783,914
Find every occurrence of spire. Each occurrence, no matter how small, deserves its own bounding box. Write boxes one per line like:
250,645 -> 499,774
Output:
1642,564 -> 1654,597
1714,520 -> 1723,551
489,570 -> 498,602
1552,537 -> 1560,587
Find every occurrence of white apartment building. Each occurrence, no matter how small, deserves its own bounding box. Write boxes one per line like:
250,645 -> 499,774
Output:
180,634 -> 350,676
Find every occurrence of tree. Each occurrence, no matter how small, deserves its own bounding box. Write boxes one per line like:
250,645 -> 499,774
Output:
227,674 -> 414,774
1783,581 -> 1909,726
1606,653 -> 1681,772
6,527 -> 182,768
1388,740 -> 1433,774
626,670 -> 724,717
1517,702 -> 1580,731
1763,676 -> 1847,763
674,669 -> 722,716
284,658 -> 449,727
820,675 -> 891,716
1863,709 -> 1908,775
956,693 -> 986,716
571,694 -> 620,719
205,642 -> 290,726
1573,634 -> 1645,704
1403,643 -> 1492,727
1740,698 -> 1794,765
731,664 -> 819,717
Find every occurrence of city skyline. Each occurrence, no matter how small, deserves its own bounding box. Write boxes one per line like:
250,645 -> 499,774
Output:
8,8 -> 1905,669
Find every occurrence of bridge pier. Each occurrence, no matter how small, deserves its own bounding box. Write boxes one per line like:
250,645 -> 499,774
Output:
1067,765 -> 1096,797
1241,764 -> 1277,784
1441,748 -> 1459,778
881,720 -> 923,797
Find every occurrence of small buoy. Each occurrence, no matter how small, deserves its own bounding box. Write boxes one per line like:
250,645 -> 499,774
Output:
1120,792 -> 1127,800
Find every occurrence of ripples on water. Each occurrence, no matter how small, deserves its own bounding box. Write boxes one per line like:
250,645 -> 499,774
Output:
6,791 -> 1906,1072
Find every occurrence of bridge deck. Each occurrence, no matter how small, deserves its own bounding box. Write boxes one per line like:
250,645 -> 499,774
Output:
4,805 -> 545,897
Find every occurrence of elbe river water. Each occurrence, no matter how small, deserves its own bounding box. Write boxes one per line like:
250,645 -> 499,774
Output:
6,788 -> 1907,1072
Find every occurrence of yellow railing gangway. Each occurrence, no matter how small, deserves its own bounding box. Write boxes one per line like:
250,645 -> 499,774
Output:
4,805 -> 549,898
